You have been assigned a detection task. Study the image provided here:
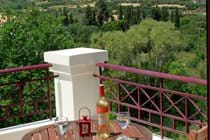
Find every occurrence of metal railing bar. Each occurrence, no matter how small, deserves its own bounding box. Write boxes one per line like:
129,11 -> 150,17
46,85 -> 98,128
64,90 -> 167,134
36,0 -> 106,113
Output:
110,99 -> 206,126
96,62 -> 207,85
95,74 -> 206,100
0,63 -> 52,75
0,75 -> 57,87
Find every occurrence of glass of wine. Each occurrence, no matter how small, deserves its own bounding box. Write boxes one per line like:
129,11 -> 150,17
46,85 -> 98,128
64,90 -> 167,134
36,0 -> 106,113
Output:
54,116 -> 70,140
116,112 -> 130,139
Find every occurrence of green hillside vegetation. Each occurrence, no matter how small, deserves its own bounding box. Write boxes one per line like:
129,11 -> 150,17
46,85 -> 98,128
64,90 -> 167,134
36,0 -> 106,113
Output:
0,0 -> 207,139
0,0 -> 34,9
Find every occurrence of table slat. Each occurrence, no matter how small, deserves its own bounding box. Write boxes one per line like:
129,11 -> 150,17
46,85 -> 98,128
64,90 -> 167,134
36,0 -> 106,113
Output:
47,126 -> 57,140
41,129 -> 49,140
22,134 -> 32,140
109,121 -> 121,133
33,132 -> 41,140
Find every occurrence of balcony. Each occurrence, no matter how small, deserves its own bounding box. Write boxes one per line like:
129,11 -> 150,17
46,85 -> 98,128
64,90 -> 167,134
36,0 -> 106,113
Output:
0,48 -> 207,140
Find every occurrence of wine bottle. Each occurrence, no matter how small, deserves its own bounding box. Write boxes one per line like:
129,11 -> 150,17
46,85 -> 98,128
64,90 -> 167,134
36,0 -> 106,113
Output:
96,84 -> 109,139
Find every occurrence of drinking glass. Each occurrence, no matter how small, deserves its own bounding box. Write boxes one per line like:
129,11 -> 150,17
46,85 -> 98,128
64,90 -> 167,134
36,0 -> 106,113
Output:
116,112 -> 130,139
54,116 -> 70,140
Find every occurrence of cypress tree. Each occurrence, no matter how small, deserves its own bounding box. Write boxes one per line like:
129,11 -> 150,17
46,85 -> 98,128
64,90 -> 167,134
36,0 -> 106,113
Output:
142,8 -> 146,19
174,8 -> 181,27
69,13 -> 74,24
97,13 -> 103,26
170,10 -> 175,22
136,6 -> 141,23
96,0 -> 109,26
161,7 -> 169,21
91,9 -> 97,25
170,8 -> 181,27
84,5 -> 92,25
63,7 -> 69,26
151,7 -> 161,21
131,8 -> 138,24
125,6 -> 132,23
84,5 -> 97,25
118,5 -> 123,20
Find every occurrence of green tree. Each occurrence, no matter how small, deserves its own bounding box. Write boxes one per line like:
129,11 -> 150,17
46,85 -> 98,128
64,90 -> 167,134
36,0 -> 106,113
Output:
63,7 -> 69,26
161,7 -> 169,21
125,6 -> 132,23
179,14 -> 206,79
171,8 -> 182,28
96,0 -> 109,26
97,12 -> 103,26
174,8 -> 181,27
130,8 -> 139,24
136,6 -> 142,23
84,5 -> 97,25
151,7 -> 161,21
169,51 -> 206,79
65,23 -> 98,46
0,8 -> 74,68
69,13 -> 74,24
90,19 -> 183,72
0,0 -> 33,10
101,20 -> 129,32
142,8 -> 146,19
170,10 -> 175,22
118,5 -> 123,20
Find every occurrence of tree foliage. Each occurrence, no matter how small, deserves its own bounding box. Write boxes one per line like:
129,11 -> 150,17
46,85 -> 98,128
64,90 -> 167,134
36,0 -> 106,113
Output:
101,20 -> 129,32
84,5 -> 97,25
171,8 -> 182,27
64,23 -> 98,46
91,19 -> 183,72
151,7 -> 161,21
0,8 -> 74,68
0,0 -> 207,132
96,0 -> 110,26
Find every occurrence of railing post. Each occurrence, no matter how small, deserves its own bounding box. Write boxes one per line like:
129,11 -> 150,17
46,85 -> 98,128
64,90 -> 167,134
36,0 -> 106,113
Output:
44,48 -> 108,120
99,66 -> 103,84
46,67 -> 52,120
138,87 -> 141,120
17,82 -> 24,118
117,82 -> 121,112
160,78 -> 164,139
185,96 -> 189,133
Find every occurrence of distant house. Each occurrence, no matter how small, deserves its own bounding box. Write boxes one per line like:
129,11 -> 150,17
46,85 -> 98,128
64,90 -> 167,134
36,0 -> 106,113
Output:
112,14 -> 119,21
0,15 -> 8,25
119,3 -> 141,7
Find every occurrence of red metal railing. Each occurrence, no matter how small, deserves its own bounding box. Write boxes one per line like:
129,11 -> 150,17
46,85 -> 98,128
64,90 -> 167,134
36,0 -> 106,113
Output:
95,62 -> 207,138
0,63 -> 55,128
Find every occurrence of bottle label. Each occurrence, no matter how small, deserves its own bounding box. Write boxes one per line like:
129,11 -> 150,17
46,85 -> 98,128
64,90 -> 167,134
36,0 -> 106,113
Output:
96,106 -> 108,113
98,114 -> 105,126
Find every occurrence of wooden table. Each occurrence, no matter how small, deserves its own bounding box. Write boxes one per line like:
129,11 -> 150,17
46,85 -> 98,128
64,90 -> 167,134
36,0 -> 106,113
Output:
22,120 -> 152,140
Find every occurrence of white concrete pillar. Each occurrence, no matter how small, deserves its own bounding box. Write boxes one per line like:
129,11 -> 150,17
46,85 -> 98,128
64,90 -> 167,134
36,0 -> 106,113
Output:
44,48 -> 108,121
